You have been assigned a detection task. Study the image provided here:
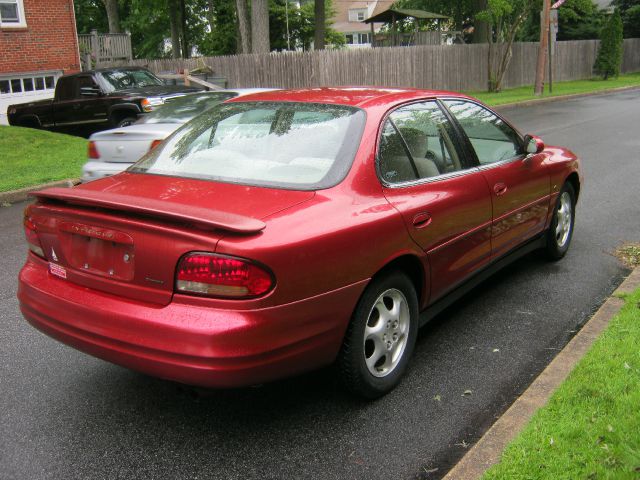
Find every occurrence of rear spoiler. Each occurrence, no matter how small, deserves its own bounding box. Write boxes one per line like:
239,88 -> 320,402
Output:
30,187 -> 266,234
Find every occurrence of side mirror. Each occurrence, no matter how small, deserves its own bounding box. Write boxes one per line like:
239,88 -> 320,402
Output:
524,134 -> 545,154
80,86 -> 102,97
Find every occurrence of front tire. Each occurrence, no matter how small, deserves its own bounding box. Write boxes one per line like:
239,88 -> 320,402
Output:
545,182 -> 576,260
337,272 -> 419,399
114,117 -> 136,128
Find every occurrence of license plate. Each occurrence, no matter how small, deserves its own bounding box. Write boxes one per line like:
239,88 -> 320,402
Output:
49,262 -> 67,279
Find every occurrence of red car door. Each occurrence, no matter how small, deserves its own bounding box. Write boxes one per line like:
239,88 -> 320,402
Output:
378,100 -> 493,303
443,100 -> 551,259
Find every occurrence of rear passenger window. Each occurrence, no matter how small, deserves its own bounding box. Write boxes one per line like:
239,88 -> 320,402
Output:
55,77 -> 74,101
378,101 -> 463,184
444,100 -> 522,165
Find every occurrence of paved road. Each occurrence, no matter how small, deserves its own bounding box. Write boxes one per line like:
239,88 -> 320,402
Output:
1,90 -> 639,480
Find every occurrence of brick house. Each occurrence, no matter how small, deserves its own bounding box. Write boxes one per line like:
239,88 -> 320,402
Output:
0,0 -> 80,124
331,0 -> 393,48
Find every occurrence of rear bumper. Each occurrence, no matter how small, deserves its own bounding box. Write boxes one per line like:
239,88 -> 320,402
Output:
18,257 -> 367,388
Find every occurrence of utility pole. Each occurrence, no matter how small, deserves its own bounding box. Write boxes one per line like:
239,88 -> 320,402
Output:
534,0 -> 551,96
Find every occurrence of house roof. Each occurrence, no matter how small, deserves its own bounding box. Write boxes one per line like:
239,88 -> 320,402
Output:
364,8 -> 450,24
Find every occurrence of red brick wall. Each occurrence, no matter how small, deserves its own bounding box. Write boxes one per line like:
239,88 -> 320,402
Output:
0,0 -> 80,75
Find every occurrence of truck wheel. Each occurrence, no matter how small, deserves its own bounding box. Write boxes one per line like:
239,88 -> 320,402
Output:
114,117 -> 136,128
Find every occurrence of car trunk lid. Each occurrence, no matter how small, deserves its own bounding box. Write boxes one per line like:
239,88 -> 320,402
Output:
29,174 -> 314,305
90,124 -> 177,163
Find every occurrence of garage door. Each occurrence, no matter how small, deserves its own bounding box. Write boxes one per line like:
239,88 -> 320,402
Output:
0,71 -> 61,125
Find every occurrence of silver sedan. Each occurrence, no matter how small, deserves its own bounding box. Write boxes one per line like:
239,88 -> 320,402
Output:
81,89 -> 275,182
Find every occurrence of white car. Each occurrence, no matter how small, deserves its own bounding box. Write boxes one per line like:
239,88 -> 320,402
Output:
81,89 -> 275,182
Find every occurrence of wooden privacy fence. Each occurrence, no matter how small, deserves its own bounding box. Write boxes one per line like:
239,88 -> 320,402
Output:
79,30 -> 132,70
102,38 -> 640,92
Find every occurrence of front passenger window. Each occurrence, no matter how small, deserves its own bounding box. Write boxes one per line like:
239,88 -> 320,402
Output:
444,100 -> 522,165
378,101 -> 463,184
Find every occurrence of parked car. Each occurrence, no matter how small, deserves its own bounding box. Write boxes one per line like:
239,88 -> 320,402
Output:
82,89 -> 276,182
18,88 -> 582,398
7,67 -> 201,132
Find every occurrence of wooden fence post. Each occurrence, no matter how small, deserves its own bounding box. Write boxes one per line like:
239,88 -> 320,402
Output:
91,29 -> 99,68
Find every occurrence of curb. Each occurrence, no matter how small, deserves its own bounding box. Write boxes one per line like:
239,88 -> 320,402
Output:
493,85 -> 640,111
0,178 -> 80,205
442,266 -> 640,480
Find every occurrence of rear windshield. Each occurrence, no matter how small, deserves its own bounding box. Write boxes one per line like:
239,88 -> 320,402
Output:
99,69 -> 163,91
138,92 -> 237,124
130,102 -> 366,190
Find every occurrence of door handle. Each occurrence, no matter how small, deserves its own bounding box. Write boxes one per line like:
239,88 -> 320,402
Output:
493,183 -> 508,196
412,212 -> 432,229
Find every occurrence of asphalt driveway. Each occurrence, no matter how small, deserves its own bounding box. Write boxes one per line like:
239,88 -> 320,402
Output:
1,89 -> 639,480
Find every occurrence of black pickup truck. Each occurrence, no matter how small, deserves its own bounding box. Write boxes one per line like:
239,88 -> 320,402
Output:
7,67 -> 201,131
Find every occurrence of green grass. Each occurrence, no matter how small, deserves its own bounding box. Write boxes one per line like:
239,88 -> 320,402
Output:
0,125 -> 87,193
470,72 -> 640,106
483,287 -> 640,480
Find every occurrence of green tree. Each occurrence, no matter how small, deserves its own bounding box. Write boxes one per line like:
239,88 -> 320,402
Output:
519,0 -> 603,41
594,9 -> 624,79
476,0 -> 529,91
611,0 -> 640,37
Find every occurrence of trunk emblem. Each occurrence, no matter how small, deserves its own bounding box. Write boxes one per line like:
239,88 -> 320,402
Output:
123,253 -> 131,263
50,247 -> 58,262
116,145 -> 124,153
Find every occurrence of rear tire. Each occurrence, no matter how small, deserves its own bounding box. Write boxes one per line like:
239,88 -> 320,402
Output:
545,182 -> 576,260
337,272 -> 418,399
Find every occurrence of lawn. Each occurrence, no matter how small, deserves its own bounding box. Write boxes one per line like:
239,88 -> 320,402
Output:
471,72 -> 640,106
482,286 -> 640,479
0,125 -> 86,193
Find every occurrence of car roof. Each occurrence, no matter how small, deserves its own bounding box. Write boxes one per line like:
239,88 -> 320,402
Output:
227,87 -> 473,108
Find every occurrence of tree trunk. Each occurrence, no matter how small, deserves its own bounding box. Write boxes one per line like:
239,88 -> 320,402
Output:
236,0 -> 251,54
314,0 -> 325,50
494,13 -> 526,92
180,0 -> 190,58
207,0 -> 216,32
472,0 -> 489,43
251,0 -> 270,53
168,0 -> 181,58
102,0 -> 121,33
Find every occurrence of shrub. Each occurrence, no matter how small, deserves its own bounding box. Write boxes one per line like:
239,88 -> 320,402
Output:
594,10 -> 624,79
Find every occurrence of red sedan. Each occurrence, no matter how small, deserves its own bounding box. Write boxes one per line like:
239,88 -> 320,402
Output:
18,88 -> 582,398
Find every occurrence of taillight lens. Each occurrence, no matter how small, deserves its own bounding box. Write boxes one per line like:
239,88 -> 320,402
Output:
88,141 -> 100,159
176,253 -> 274,298
149,139 -> 163,151
24,205 -> 44,258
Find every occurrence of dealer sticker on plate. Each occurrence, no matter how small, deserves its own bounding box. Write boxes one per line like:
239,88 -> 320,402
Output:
49,262 -> 67,279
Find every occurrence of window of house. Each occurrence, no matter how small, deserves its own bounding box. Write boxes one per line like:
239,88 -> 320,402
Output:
358,33 -> 370,44
345,34 -> 354,44
0,0 -> 27,28
348,9 -> 367,22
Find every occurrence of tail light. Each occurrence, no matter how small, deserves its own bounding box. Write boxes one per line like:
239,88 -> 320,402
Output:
149,139 -> 163,151
88,141 -> 100,159
176,252 -> 274,298
24,205 -> 44,258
